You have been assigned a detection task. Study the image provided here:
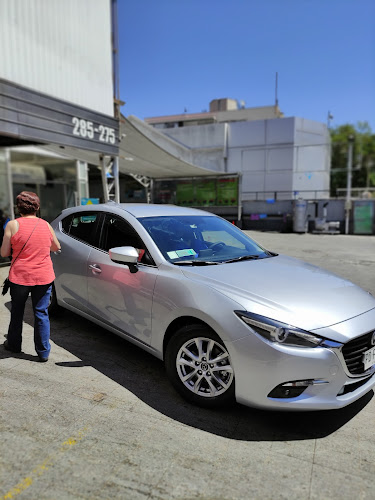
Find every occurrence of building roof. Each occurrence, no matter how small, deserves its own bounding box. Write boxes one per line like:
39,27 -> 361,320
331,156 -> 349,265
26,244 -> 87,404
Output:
145,104 -> 284,125
145,111 -> 216,124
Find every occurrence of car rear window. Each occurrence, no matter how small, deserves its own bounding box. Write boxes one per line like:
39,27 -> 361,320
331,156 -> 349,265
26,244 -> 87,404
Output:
61,212 -> 99,246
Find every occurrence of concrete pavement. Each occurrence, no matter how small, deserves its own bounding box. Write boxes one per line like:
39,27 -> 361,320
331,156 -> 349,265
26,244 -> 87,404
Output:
0,232 -> 375,499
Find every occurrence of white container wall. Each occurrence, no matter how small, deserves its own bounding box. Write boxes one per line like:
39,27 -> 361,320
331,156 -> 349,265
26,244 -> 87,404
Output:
0,0 -> 114,116
157,114 -> 331,201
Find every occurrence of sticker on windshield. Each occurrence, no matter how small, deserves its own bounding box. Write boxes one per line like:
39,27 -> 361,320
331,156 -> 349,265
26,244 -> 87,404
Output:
167,249 -> 197,259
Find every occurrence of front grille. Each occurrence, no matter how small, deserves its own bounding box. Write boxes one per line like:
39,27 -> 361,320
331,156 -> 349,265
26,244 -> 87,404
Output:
342,331 -> 374,375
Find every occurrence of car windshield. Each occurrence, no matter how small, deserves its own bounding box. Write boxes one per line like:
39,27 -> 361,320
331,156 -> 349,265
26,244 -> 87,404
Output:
138,215 -> 272,264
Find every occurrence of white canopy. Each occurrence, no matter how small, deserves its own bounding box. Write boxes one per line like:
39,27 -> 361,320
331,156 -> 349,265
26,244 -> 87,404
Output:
41,115 -> 218,179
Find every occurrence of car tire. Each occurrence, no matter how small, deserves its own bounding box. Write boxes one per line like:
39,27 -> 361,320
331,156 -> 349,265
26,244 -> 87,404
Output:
165,325 -> 235,408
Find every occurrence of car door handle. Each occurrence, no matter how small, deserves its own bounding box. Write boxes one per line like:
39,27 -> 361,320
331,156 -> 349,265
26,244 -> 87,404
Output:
89,264 -> 102,274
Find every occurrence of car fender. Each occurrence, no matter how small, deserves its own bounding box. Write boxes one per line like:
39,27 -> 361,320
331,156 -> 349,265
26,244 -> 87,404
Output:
150,266 -> 248,355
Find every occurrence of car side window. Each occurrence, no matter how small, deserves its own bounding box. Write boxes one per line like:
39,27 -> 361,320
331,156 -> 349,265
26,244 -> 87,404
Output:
100,214 -> 154,265
61,212 -> 100,246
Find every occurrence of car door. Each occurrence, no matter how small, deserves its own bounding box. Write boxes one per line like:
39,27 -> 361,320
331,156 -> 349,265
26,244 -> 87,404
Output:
86,213 -> 158,345
53,211 -> 101,314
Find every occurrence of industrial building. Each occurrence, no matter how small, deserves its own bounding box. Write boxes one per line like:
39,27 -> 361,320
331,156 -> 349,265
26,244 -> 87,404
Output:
0,0 -> 120,225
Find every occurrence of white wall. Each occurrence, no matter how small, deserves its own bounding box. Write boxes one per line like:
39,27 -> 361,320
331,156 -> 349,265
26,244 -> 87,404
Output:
163,123 -> 226,172
165,123 -> 226,149
0,0 -> 114,116
161,116 -> 330,200
227,118 -> 294,198
292,118 -> 330,198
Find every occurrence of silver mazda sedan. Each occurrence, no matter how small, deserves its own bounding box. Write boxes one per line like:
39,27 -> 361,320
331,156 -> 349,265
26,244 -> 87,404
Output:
50,202 -> 375,410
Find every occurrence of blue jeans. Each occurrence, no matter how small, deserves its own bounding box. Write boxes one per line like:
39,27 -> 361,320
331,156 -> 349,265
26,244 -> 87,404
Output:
7,282 -> 52,359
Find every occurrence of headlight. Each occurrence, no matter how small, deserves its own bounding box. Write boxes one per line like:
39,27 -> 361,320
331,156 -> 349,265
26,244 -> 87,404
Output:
235,311 -> 323,348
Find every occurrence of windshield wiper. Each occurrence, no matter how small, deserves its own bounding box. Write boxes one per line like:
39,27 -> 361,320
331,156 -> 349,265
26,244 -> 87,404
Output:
173,260 -> 220,266
223,255 -> 261,264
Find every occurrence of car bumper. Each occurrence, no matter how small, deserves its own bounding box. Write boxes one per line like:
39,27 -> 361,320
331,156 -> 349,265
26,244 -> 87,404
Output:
227,323 -> 375,411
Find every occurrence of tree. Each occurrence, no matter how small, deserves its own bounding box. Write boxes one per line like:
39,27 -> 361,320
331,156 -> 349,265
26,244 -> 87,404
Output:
330,122 -> 375,196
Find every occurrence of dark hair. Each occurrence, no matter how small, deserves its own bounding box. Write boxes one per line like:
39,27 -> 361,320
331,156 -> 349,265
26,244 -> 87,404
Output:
16,191 -> 40,215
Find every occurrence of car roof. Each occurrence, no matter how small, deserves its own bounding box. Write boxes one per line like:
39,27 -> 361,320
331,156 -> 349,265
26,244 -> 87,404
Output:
117,203 -> 216,218
60,202 -> 217,219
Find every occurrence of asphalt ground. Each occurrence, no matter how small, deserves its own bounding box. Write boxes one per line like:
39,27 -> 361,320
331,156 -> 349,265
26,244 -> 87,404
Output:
0,231 -> 375,500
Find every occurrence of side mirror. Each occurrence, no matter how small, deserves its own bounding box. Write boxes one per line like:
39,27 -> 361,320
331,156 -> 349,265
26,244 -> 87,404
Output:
109,246 -> 139,273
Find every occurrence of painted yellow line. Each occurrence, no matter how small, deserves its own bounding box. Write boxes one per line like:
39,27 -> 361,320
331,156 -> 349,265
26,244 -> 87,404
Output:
1,427 -> 89,499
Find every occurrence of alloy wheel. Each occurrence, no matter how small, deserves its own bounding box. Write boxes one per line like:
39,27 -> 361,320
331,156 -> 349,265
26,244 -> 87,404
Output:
176,336 -> 233,398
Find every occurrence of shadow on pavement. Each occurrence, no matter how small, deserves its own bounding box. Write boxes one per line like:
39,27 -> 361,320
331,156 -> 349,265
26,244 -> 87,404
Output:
6,299 -> 374,442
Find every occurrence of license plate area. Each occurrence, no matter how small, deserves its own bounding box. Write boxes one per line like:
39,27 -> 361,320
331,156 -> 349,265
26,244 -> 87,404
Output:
363,346 -> 375,371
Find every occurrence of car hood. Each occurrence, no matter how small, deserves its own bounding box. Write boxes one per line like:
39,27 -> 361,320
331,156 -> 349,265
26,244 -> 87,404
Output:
180,255 -> 375,331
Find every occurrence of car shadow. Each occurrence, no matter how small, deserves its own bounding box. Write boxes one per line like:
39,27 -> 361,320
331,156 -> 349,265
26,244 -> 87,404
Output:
5,299 -> 374,442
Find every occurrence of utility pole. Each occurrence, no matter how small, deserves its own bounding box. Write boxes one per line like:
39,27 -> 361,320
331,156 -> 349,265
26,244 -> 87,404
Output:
345,135 -> 354,234
275,72 -> 279,109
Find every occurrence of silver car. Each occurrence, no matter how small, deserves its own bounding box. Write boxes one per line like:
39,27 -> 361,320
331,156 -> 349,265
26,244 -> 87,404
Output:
50,202 -> 375,410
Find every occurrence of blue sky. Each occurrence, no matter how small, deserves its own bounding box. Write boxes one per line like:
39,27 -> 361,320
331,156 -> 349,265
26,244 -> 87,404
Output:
118,0 -> 375,130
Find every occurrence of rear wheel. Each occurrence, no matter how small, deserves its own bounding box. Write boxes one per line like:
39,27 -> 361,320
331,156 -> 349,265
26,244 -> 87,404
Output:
165,325 -> 235,408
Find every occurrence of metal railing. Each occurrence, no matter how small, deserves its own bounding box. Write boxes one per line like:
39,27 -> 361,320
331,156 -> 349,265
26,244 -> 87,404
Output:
241,190 -> 331,202
336,187 -> 375,199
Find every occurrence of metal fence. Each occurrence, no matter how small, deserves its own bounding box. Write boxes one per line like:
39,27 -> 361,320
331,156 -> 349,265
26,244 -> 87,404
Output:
241,190 -> 331,202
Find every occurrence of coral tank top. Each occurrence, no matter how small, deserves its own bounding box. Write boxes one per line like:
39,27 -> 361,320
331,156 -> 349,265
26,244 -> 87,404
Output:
9,217 -> 55,286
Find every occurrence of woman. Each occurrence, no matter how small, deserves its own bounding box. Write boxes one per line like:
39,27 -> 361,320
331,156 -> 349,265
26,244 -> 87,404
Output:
1,191 -> 61,362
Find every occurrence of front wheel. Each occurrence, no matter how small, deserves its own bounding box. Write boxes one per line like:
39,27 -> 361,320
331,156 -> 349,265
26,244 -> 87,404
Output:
165,325 -> 235,408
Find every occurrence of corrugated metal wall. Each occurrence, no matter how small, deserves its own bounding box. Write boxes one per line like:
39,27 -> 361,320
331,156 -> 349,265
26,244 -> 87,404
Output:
0,0 -> 114,116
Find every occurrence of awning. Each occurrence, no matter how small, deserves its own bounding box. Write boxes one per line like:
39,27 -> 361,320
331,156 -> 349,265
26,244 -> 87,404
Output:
118,115 -> 219,178
38,115 -> 221,179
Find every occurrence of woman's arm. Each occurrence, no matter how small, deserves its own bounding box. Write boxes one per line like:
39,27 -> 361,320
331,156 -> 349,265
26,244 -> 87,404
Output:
0,220 -> 18,257
0,221 -> 14,257
48,224 -> 61,252
1,224 -> 11,257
